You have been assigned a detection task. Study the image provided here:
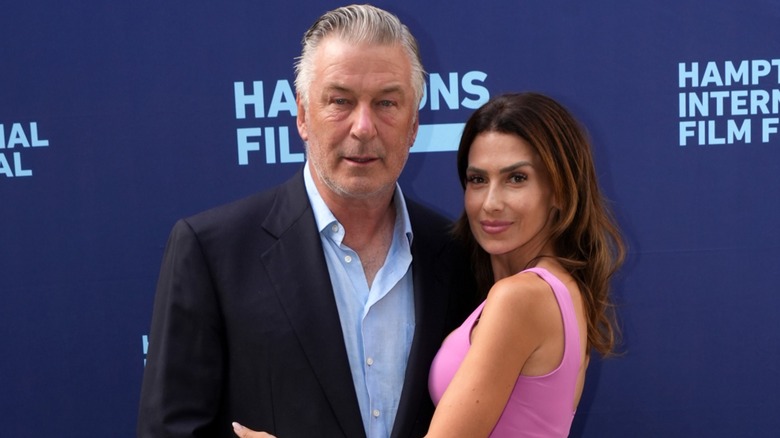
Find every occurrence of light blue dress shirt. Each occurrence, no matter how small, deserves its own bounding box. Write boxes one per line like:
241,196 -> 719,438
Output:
303,162 -> 415,438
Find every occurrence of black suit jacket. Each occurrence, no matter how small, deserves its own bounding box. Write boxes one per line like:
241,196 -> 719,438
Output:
138,171 -> 476,437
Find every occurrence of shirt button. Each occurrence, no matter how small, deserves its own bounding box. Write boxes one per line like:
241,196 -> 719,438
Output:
366,357 -> 374,366
344,255 -> 352,263
372,409 -> 380,418
331,224 -> 339,233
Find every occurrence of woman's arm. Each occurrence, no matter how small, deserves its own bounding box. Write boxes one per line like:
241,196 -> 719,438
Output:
425,272 -> 558,438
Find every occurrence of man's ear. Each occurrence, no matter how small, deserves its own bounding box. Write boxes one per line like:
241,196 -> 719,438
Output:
407,113 -> 419,149
296,93 -> 308,141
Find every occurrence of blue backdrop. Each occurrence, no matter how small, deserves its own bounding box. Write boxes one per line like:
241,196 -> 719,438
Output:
2,1 -> 779,436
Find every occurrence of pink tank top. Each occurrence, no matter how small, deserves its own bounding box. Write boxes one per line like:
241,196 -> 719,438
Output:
428,267 -> 581,437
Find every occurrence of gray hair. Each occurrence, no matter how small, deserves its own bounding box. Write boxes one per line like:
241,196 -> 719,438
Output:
294,4 -> 426,107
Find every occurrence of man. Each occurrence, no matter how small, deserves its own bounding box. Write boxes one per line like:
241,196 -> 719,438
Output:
138,4 -> 476,437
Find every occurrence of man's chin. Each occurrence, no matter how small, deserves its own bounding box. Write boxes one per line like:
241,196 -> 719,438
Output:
327,178 -> 395,201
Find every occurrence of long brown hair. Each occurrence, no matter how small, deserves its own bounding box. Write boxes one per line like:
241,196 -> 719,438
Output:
453,92 -> 625,356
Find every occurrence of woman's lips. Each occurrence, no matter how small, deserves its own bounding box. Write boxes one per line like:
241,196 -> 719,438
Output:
480,220 -> 512,234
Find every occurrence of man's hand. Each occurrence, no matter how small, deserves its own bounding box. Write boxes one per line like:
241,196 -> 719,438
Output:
232,422 -> 277,438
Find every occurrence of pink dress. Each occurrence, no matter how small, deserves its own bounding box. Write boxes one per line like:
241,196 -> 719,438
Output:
428,267 -> 581,437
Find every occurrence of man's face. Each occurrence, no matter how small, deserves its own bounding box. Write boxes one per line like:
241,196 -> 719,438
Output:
297,36 -> 419,202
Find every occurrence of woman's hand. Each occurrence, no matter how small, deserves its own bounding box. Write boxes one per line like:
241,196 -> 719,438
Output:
232,422 -> 277,438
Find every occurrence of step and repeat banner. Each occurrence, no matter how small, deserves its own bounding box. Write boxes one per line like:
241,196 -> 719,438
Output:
2,1 -> 779,436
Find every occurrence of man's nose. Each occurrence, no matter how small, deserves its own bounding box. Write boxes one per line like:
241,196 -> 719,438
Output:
351,102 -> 377,141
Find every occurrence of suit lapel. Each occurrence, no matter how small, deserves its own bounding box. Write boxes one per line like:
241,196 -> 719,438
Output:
391,202 -> 452,438
260,172 -> 366,438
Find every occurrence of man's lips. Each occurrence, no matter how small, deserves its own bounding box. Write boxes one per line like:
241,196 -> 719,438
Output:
344,156 -> 378,164
480,220 -> 512,234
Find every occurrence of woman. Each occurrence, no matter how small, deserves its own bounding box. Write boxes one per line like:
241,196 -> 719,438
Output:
425,92 -> 625,437
233,92 -> 624,438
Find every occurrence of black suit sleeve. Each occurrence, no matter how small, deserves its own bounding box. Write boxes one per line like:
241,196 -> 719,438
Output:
138,219 -> 225,437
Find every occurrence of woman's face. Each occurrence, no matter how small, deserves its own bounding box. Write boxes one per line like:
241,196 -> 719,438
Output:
464,131 -> 557,261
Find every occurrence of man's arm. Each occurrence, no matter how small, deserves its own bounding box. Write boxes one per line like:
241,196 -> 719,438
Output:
138,219 -> 226,437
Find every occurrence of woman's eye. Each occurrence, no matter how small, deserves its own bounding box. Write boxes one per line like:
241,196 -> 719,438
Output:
510,174 -> 527,183
466,175 -> 485,184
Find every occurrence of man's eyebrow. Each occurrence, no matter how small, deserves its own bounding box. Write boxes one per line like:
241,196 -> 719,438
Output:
323,83 -> 352,93
379,84 -> 404,94
323,83 -> 406,95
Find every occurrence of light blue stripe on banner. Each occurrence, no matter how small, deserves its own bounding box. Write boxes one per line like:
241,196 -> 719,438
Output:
410,123 -> 465,153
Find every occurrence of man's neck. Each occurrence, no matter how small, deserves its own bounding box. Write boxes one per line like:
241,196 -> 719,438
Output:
308,165 -> 400,286
336,196 -> 396,288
